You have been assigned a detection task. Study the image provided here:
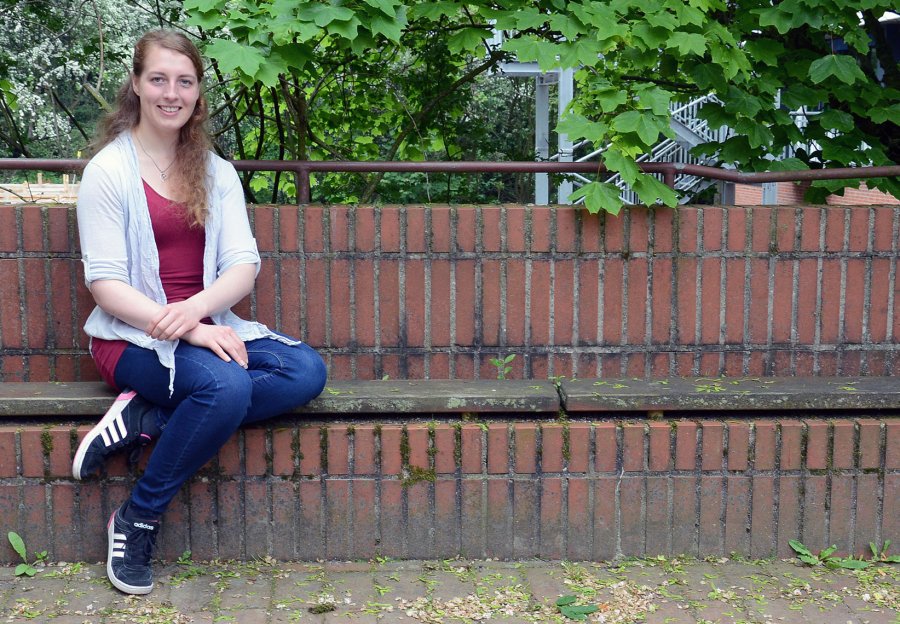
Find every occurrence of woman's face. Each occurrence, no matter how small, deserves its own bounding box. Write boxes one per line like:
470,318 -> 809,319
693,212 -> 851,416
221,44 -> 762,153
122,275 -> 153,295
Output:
132,44 -> 200,138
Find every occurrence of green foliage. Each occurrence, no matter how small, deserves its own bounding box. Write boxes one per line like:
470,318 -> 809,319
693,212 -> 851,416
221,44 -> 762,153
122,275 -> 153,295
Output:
7,531 -> 40,577
489,354 -> 516,380
790,540 -> 875,570
555,595 -> 599,620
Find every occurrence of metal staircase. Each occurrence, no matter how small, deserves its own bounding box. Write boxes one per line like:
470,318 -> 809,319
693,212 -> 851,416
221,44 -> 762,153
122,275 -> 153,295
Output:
556,94 -> 732,205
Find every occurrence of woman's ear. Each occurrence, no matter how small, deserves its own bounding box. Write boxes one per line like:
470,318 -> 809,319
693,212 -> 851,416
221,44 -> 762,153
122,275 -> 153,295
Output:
131,73 -> 140,98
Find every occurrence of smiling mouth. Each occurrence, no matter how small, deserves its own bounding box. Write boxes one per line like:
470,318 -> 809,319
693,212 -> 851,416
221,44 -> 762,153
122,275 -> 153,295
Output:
159,106 -> 181,113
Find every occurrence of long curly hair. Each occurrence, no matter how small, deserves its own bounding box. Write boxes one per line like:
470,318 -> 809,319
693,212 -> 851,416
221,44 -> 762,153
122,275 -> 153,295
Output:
93,30 -> 211,226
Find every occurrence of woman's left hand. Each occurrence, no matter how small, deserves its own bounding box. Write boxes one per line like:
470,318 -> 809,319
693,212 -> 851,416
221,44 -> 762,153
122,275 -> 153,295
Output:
181,323 -> 248,367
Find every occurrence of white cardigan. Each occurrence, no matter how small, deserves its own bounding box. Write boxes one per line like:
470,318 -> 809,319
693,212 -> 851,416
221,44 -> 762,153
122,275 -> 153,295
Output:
77,132 -> 296,393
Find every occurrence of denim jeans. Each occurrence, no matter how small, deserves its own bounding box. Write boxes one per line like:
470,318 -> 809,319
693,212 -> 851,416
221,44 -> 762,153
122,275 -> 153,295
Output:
113,337 -> 327,518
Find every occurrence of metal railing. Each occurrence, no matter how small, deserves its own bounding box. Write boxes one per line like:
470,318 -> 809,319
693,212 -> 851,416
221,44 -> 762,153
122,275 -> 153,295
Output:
0,158 -> 897,205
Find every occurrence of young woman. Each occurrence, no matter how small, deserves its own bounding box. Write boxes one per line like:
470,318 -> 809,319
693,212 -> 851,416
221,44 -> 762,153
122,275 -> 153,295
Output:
73,30 -> 327,595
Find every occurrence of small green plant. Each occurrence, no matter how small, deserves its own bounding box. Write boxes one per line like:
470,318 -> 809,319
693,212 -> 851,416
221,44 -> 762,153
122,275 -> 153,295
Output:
555,595 -> 598,620
789,540 -> 870,570
490,354 -> 515,379
7,531 -> 42,577
870,540 -> 900,563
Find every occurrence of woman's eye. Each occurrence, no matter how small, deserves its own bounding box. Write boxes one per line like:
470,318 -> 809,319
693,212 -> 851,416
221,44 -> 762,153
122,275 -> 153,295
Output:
180,80 -> 194,87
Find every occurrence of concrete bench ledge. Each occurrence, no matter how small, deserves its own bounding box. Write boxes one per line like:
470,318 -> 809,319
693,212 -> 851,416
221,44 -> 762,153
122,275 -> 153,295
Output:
1,376 -> 898,418
563,376 -> 900,412
0,380 -> 561,417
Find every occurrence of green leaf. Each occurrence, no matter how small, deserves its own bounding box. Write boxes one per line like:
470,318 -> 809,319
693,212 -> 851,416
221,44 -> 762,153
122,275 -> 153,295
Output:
503,37 -> 560,70
667,32 -> 707,57
556,595 -> 578,607
781,84 -> 824,109
768,158 -> 809,172
632,24 -> 670,49
868,103 -> 900,124
595,88 -> 627,113
789,540 -> 813,558
743,39 -> 785,66
360,0 -> 399,18
734,118 -> 773,149
206,39 -> 265,77
611,110 -> 665,145
718,135 -> 753,163
635,86 -> 672,116
603,148 -> 640,185
632,173 -> 678,207
568,182 -> 623,215
834,558 -> 871,570
14,563 -> 35,577
408,1 -> 459,20
818,110 -> 854,133
448,28 -> 487,54
691,62 -> 728,92
306,4 -> 355,27
328,15 -> 362,40
809,55 -> 866,86
556,113 -> 608,144
819,545 -> 838,559
7,532 -> 26,561
697,103 -> 732,130
883,554 -> 900,563
724,86 -> 762,117
513,7 -> 549,30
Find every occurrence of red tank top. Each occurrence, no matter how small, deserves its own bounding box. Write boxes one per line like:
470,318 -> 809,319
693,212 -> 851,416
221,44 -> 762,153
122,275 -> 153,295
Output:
90,180 -> 206,389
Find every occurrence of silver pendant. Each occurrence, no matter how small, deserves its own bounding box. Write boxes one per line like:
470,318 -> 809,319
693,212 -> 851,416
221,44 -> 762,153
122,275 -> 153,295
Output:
160,172 -> 168,181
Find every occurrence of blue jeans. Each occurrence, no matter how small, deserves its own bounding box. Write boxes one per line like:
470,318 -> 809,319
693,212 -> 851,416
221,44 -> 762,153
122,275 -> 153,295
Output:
113,337 -> 326,518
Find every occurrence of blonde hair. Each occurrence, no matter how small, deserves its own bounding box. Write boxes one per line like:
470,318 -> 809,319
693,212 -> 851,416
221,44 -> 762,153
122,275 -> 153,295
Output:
94,30 -> 211,226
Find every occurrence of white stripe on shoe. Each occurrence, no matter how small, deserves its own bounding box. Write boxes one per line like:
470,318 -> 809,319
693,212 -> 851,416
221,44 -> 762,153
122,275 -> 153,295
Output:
72,390 -> 138,480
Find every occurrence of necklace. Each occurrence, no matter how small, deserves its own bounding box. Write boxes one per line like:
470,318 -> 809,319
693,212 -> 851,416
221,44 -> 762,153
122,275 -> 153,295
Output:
134,133 -> 175,181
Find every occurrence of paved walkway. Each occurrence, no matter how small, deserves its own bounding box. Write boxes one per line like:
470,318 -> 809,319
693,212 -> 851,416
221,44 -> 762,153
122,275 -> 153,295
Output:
0,556 -> 897,623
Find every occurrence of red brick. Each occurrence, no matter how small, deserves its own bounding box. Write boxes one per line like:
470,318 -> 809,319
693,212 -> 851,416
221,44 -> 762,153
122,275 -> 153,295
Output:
455,205 -> 477,252
0,205 -> 16,251
460,479 -> 485,558
567,478 -> 591,560
568,423 -> 590,473
626,258 -> 649,344
351,259 -> 375,347
869,258 -> 891,343
540,424 -> 564,473
554,260 -> 576,345
858,419 -> 882,470
753,421 -> 776,470
481,260 -> 502,346
776,476 -> 801,557
298,427 -> 322,476
405,259 -> 426,347
21,205 -> 42,251
297,480 -> 323,559
278,205 -> 300,252
595,422 -> 617,472
513,424 -> 536,474
454,259 -> 477,345
21,427 -> 44,477
216,435 -> 240,476
349,425 -> 375,475
602,258 -> 624,345
592,478 -> 616,560
672,476 -> 697,556
804,420 -> 829,470
699,475 -> 723,555
882,475 -> 900,556
530,260 -> 551,345
431,206 -> 452,252
780,420 -> 803,470
406,206 -> 427,253
645,422 -> 669,471
771,261 -> 792,344
645,476 -> 669,554
847,207 -> 868,251
749,206 -> 772,252
799,206 -> 821,250
581,211 -> 602,252
724,476 -> 750,555
486,424 -> 509,474
404,424 -> 428,471
487,479 -> 512,559
746,258 -> 770,344
823,206 -> 845,251
829,475 -> 853,555
650,258 -> 673,343
819,258 -> 841,344
0,430 -> 16,477
46,428 -> 72,477
457,424 -> 482,474
886,421 -> 900,470
434,479 -> 459,555
578,261 -> 600,344
619,476 -> 644,556
701,422 -> 725,471
750,476 -> 776,558
23,258 -> 47,348
539,477 -> 565,558
843,259 -> 865,343
378,259 -> 400,346
216,480 -> 243,558
304,258 -> 328,345
377,425 -> 401,475
380,206 -> 402,251
49,259 -> 75,348
675,257 -> 698,344
832,420 -> 855,469
678,207 -> 699,252
623,423 -> 645,472
506,259 -> 527,345
482,205 -> 502,251
302,205 -> 326,252
675,421 -> 697,470
557,207 -> 578,252
854,473 -> 880,557
702,206 -> 723,251
271,427 -> 294,477
325,426 -> 349,475
775,206 -> 797,251
800,474 -> 828,552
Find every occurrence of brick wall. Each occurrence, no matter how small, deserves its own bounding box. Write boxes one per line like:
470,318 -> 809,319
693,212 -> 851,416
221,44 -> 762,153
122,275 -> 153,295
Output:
1,417 -> 896,563
734,182 -> 900,206
1,203 -> 898,382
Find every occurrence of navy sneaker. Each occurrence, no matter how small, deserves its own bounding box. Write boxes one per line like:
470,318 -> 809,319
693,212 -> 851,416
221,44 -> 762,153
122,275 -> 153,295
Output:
72,389 -> 159,480
107,504 -> 159,594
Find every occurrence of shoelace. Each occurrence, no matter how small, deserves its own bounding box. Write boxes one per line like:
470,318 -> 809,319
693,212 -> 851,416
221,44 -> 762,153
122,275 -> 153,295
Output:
127,433 -> 154,465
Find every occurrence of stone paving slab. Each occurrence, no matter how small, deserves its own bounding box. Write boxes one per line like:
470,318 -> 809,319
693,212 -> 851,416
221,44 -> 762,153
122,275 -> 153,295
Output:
0,557 -> 896,623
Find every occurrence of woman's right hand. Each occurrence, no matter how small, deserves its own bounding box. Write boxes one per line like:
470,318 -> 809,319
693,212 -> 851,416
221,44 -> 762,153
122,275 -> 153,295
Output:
146,299 -> 206,341
181,323 -> 248,368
